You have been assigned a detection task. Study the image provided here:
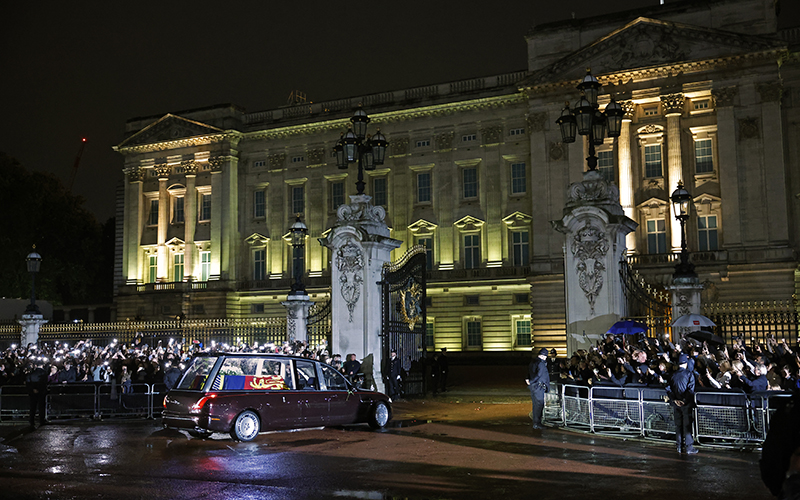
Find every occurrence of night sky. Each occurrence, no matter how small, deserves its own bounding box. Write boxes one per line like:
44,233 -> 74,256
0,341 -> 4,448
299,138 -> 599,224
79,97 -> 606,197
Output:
2,1 -> 796,222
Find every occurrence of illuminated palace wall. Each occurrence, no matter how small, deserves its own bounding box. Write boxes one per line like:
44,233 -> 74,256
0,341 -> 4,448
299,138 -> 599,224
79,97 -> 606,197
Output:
114,0 -> 800,354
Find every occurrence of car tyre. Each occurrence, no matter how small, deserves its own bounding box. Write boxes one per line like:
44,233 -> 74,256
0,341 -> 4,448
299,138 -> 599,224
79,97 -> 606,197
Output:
368,401 -> 390,429
230,410 -> 260,441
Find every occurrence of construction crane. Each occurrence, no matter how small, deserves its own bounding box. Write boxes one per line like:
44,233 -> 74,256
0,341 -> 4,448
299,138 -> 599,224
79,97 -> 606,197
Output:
68,138 -> 87,192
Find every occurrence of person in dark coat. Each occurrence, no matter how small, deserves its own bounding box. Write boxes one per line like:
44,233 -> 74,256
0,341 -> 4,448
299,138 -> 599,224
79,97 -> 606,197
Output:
666,354 -> 698,454
59,360 -> 77,384
387,350 -> 402,401
26,361 -> 48,427
438,348 -> 449,392
526,348 -> 550,430
163,362 -> 182,391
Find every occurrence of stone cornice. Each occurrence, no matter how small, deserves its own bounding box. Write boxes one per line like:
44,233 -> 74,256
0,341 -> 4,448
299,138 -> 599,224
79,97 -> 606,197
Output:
241,95 -> 524,143
114,131 -> 242,155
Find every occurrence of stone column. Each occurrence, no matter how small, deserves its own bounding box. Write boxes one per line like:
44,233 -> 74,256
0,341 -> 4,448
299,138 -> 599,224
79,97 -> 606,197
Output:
156,163 -> 171,280
713,87 -> 741,247
319,194 -> 402,394
669,276 -> 703,343
662,93 -> 685,252
183,160 -> 198,280
552,170 -> 637,354
618,101 -> 636,254
19,313 -> 48,348
123,166 -> 144,284
282,294 -> 313,343
209,157 -> 223,280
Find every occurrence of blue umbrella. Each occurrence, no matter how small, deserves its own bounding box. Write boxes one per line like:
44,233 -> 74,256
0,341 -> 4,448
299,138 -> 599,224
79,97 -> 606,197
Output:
606,320 -> 648,335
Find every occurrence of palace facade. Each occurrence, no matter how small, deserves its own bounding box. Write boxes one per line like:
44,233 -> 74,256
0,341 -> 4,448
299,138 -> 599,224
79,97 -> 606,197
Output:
114,0 -> 800,354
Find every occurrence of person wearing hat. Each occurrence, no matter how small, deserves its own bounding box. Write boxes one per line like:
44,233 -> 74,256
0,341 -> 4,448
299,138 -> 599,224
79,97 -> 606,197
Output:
387,350 -> 402,401
666,353 -> 698,454
25,360 -> 48,428
526,348 -> 551,430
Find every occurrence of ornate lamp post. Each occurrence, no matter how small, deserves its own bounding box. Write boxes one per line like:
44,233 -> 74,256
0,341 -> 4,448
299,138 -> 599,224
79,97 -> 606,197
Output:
289,215 -> 308,295
556,69 -> 624,171
671,181 -> 696,277
334,108 -> 388,195
25,247 -> 42,314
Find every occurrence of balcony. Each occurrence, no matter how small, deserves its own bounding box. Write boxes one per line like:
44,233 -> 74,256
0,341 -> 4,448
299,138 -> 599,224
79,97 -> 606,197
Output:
427,265 -> 531,283
626,250 -> 727,267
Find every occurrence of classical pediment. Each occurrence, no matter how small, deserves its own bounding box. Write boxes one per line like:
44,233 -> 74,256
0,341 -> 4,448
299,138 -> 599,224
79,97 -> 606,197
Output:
502,211 -> 532,227
454,215 -> 485,231
408,219 -> 439,234
117,114 -> 225,150
522,17 -> 785,87
245,232 -> 270,245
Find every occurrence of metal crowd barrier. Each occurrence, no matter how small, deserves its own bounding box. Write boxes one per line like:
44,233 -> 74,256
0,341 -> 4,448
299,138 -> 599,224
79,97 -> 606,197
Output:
543,383 -> 792,449
0,383 -> 167,422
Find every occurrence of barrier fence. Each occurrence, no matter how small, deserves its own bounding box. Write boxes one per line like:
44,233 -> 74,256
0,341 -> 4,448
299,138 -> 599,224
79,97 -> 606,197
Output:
0,383 -> 168,421
544,383 -> 791,448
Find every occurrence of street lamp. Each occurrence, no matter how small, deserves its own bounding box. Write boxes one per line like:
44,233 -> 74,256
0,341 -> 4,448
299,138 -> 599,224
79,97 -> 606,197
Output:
670,181 -> 696,277
334,108 -> 389,195
289,215 -> 308,295
556,68 -> 624,171
25,247 -> 42,314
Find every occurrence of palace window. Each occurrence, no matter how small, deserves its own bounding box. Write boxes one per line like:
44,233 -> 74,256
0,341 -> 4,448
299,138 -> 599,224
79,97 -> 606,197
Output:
373,177 -> 387,207
148,255 -> 157,283
598,150 -> 615,184
253,248 -> 266,281
200,251 -> 211,281
695,138 -> 714,174
173,253 -> 184,282
415,139 -> 430,148
515,318 -> 532,347
291,185 -> 304,215
200,194 -> 211,221
698,215 -> 719,251
417,171 -> 431,203
173,196 -> 184,224
464,233 -> 480,269
646,219 -> 668,254
509,128 -> 525,136
148,199 -> 159,226
511,230 -> 529,266
644,144 -> 663,178
466,319 -> 482,348
331,181 -> 345,211
417,236 -> 434,270
425,320 -> 434,350
463,167 -> 478,199
253,160 -> 266,168
511,162 -> 526,195
254,189 -> 266,218
462,134 -> 477,142
291,155 -> 305,163
251,303 -> 265,314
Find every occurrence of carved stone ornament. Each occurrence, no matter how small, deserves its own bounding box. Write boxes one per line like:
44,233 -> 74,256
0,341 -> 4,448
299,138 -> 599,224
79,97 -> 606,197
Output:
435,132 -> 453,151
181,159 -> 198,175
549,142 -> 565,161
638,124 -> 663,135
738,117 -> 759,140
711,87 -> 737,107
391,138 -> 409,156
526,112 -> 547,133
757,83 -> 782,103
399,279 -> 423,331
337,197 -> 387,224
154,163 -> 172,179
336,240 -> 364,322
676,293 -> 692,318
620,100 -> 635,119
566,171 -> 622,213
125,167 -> 145,183
481,126 -> 503,145
207,156 -> 224,172
571,221 -> 609,315
286,317 -> 296,343
660,93 -> 685,115
603,26 -> 688,71
269,153 -> 286,169
306,148 -> 325,165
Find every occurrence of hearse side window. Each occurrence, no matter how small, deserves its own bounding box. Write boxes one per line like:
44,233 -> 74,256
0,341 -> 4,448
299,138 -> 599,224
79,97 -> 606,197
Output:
295,360 -> 319,390
320,364 -> 348,390
177,356 -> 218,390
211,357 -> 291,391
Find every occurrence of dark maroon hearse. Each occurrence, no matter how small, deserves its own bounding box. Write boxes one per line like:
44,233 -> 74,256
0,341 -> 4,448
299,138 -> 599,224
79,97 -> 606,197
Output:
162,353 -> 392,441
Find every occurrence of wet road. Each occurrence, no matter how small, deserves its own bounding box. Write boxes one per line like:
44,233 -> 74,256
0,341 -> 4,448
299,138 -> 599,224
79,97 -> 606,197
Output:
0,407 -> 772,500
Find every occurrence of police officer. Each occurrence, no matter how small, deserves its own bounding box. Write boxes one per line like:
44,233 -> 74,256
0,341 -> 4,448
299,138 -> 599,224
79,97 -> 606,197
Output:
26,360 -> 48,427
388,350 -> 402,401
526,348 -> 550,430
666,353 -> 698,454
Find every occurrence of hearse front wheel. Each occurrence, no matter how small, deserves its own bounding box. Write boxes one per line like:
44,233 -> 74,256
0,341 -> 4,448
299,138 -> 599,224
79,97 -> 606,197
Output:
230,410 -> 260,441
368,401 -> 390,429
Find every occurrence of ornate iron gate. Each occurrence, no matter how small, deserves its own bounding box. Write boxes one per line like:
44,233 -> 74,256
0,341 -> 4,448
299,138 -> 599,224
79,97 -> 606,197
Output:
306,300 -> 332,350
620,257 -> 672,338
381,246 -> 427,397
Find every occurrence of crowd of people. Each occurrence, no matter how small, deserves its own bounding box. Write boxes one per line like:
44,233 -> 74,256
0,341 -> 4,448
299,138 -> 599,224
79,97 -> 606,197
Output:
549,332 -> 800,394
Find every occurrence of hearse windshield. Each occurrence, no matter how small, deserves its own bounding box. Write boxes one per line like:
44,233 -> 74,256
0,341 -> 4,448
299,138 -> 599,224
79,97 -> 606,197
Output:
177,356 -> 218,390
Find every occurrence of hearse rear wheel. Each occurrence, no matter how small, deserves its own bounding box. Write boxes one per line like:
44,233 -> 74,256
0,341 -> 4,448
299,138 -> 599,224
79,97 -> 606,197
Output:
368,401 -> 390,429
230,410 -> 260,441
